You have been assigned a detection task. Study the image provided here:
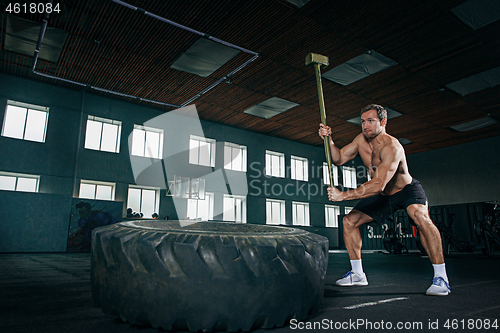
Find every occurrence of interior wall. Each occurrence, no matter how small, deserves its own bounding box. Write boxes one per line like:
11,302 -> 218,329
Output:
406,136 -> 500,206
0,73 -> 362,251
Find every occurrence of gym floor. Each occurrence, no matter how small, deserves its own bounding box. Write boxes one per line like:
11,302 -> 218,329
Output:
1,251 -> 499,333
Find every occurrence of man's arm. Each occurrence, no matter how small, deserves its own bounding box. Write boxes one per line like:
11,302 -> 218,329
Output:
328,142 -> 402,201
319,124 -> 359,165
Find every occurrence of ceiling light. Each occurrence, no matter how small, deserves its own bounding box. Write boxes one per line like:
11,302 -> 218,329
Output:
445,66 -> 500,96
4,15 -> 68,62
451,0 -> 500,30
243,97 -> 299,119
322,50 -> 397,86
398,138 -> 413,146
170,38 -> 240,77
285,0 -> 311,8
449,117 -> 498,132
347,107 -> 402,125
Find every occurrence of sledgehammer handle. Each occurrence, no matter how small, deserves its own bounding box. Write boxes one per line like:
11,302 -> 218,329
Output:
313,63 -> 335,188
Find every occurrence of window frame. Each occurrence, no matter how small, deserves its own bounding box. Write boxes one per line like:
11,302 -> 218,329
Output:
291,155 -> 308,181
189,135 -> 216,167
266,198 -> 286,225
0,171 -> 40,193
2,100 -> 49,143
127,185 -> 160,218
292,201 -> 310,226
325,204 -> 340,228
342,166 -> 357,189
131,124 -> 164,159
84,115 -> 122,153
224,142 -> 247,172
187,192 -> 214,221
223,194 -> 247,223
323,162 -> 339,186
79,179 -> 116,201
265,150 -> 285,178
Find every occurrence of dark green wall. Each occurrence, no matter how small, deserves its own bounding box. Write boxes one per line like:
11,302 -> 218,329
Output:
0,73 -> 363,251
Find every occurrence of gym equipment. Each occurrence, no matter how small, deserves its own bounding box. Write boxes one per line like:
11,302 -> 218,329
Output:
382,216 -> 408,254
436,214 -> 473,256
475,204 -> 500,256
91,220 -> 328,332
305,53 -> 334,187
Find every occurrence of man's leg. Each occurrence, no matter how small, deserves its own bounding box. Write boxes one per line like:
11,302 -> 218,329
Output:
335,210 -> 373,286
406,203 -> 443,264
407,203 -> 451,295
343,209 -> 374,260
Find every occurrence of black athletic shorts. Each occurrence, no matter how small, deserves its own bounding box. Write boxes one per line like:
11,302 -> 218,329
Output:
353,178 -> 428,226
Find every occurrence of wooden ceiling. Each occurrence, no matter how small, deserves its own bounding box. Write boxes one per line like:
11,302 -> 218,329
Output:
1,0 -> 499,154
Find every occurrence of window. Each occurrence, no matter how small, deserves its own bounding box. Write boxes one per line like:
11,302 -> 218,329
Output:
79,180 -> 115,201
224,142 -> 247,172
343,166 -> 357,188
127,186 -> 160,218
291,156 -> 308,181
84,116 -> 121,153
345,206 -> 354,215
292,201 -> 310,226
187,192 -> 214,220
323,162 -> 339,186
223,195 -> 246,223
189,135 -> 216,167
325,205 -> 340,227
131,125 -> 163,159
0,171 -> 39,192
265,150 -> 285,178
266,199 -> 285,225
2,100 -> 49,143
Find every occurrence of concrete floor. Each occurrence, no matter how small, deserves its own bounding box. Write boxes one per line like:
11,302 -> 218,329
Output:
1,251 -> 499,333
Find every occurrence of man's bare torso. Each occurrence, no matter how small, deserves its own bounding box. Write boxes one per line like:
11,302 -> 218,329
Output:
354,132 -> 413,196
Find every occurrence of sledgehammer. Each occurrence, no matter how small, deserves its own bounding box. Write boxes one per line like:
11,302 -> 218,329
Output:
305,53 -> 334,187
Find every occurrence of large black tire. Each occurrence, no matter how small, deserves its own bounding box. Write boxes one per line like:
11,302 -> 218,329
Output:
91,220 -> 329,332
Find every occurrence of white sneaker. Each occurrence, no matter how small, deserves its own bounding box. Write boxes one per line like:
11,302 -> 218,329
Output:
335,270 -> 368,286
426,277 -> 451,296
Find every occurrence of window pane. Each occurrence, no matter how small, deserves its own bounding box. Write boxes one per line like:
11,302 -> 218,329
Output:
127,188 -> 142,213
131,128 -> 145,157
189,138 -> 199,164
24,109 -> 47,142
141,189 -> 156,217
266,201 -> 271,224
232,147 -> 242,171
2,105 -> 27,139
198,140 -> 211,166
187,199 -> 198,219
272,201 -> 281,224
145,131 -> 160,158
100,123 -> 118,153
96,185 -> 113,200
16,177 -> 37,192
84,120 -> 102,150
297,160 -> 304,180
201,197 -> 211,220
79,183 -> 96,199
223,196 -> 235,221
0,175 -> 17,191
224,145 -> 232,169
271,154 -> 280,177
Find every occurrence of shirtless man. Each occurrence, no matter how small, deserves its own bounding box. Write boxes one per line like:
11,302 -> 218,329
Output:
319,104 -> 450,296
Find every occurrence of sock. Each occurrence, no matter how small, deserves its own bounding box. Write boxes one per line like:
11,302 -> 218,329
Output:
350,259 -> 364,275
432,263 -> 449,283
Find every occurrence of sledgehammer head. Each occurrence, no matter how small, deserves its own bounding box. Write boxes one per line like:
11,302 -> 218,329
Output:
305,53 -> 329,68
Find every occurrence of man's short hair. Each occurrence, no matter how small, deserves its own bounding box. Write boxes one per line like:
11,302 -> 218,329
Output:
361,104 -> 387,121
